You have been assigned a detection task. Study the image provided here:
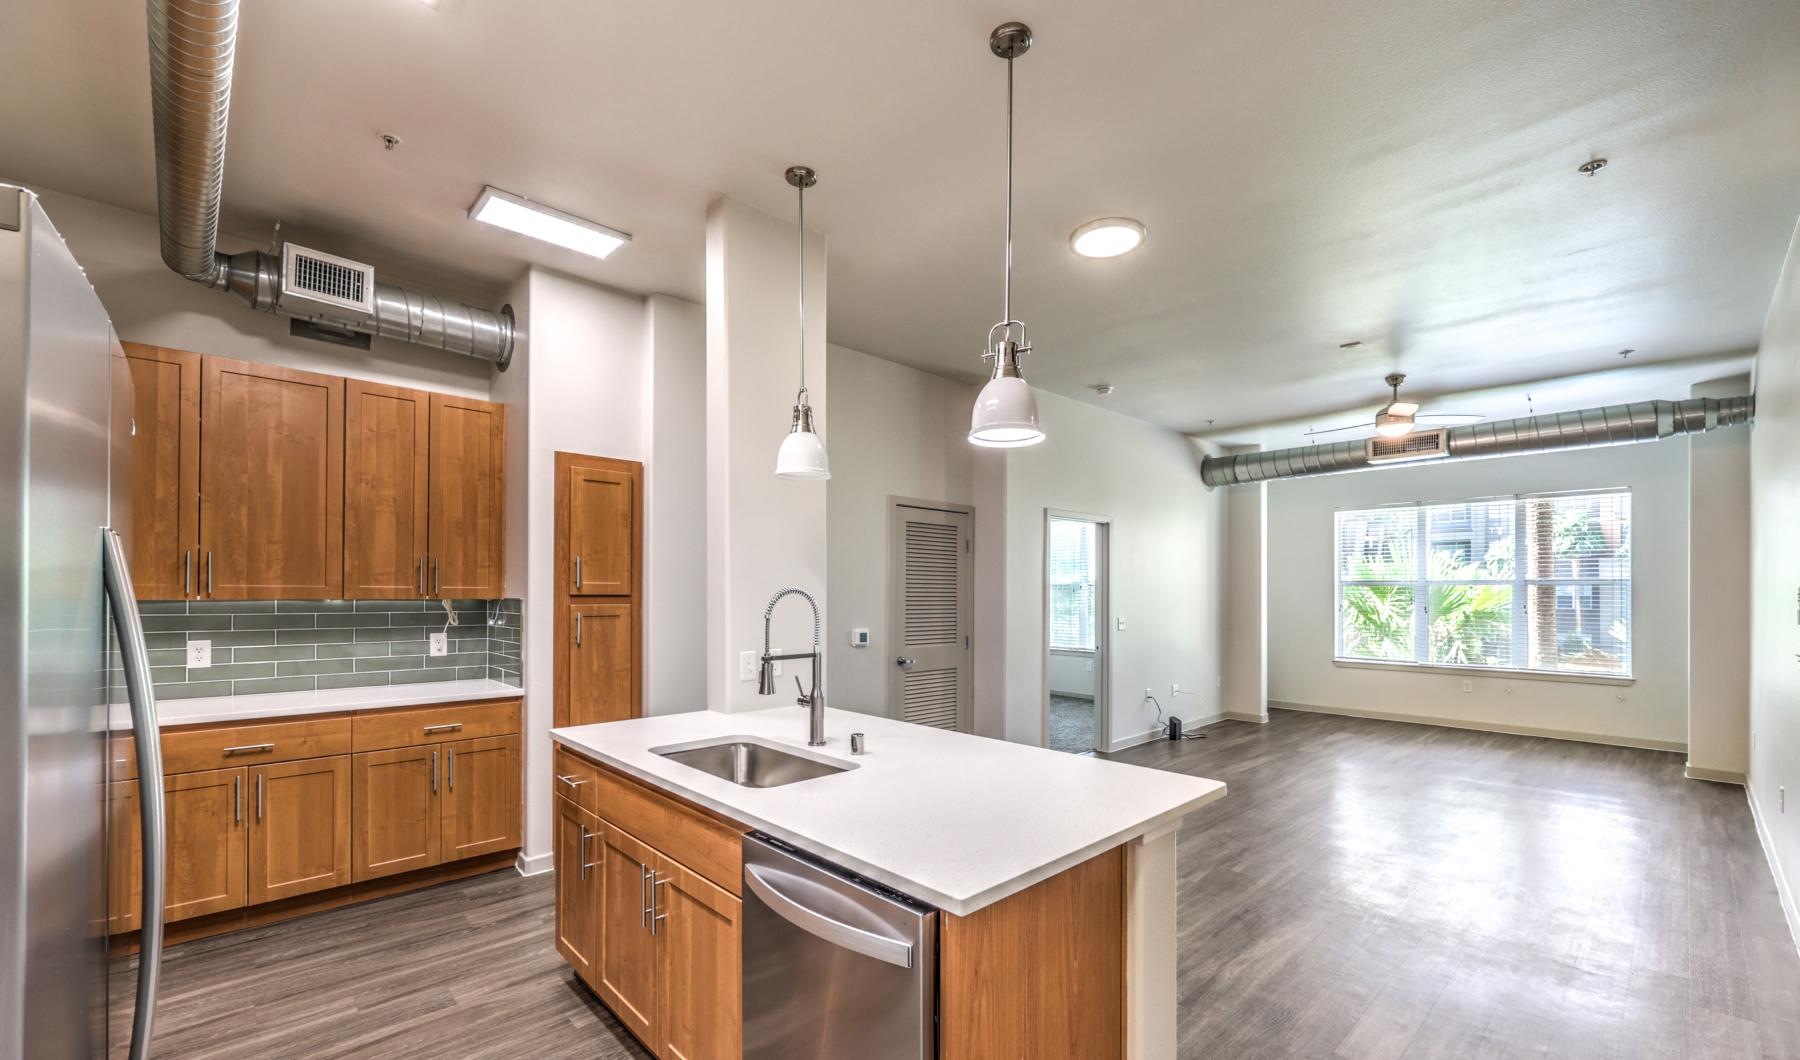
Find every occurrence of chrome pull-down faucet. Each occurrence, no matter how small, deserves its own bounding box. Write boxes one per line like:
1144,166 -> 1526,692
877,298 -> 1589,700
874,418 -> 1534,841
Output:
759,586 -> 826,746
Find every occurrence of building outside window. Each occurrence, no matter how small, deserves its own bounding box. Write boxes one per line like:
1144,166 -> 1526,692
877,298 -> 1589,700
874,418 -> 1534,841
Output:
1048,518 -> 1098,652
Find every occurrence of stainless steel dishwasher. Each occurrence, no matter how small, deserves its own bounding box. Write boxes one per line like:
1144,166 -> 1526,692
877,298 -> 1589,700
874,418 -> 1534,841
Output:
742,833 -> 937,1059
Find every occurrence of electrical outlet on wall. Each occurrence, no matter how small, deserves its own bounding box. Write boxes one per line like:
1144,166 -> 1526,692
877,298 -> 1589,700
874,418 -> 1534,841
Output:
187,639 -> 211,669
1461,680 -> 1473,693
429,632 -> 448,657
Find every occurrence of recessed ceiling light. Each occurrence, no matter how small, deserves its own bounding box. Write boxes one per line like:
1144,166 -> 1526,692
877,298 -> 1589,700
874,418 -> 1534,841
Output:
1092,383 -> 1115,396
469,186 -> 631,261
1070,217 -> 1146,259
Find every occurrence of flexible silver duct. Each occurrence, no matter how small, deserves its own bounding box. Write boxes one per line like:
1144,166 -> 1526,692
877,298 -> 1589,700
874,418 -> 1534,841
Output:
1200,395 -> 1756,487
146,0 -> 515,367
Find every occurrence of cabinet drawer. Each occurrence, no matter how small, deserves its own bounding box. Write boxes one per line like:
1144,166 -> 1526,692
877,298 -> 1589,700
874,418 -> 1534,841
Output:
352,699 -> 520,752
160,715 -> 352,774
558,749 -> 746,896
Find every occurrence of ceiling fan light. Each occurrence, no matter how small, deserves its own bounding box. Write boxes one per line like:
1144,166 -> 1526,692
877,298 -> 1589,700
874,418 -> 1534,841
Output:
1373,411 -> 1414,438
969,374 -> 1044,448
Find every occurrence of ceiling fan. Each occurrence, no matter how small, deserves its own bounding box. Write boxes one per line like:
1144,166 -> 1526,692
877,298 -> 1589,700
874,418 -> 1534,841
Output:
1305,373 -> 1483,440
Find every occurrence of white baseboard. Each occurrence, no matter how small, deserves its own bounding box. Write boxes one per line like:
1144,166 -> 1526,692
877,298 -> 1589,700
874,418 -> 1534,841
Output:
1684,764 -> 1747,785
1223,710 -> 1268,724
1108,727 -> 1163,753
1747,783 -> 1800,957
1269,700 -> 1685,753
515,850 -> 554,877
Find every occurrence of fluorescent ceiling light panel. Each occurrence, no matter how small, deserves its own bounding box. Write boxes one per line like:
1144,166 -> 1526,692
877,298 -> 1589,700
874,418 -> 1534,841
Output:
469,186 -> 630,261
1070,217 -> 1146,258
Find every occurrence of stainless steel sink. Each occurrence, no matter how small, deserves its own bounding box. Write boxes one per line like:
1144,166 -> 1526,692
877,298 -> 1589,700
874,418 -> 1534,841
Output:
652,737 -> 853,788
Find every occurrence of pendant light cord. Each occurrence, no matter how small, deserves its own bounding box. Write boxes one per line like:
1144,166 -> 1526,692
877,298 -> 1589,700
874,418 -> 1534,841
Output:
797,177 -> 807,396
1003,52 -> 1014,327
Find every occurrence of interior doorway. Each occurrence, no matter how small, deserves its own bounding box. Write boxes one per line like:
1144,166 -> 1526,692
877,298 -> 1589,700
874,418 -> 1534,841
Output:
887,500 -> 974,731
1044,512 -> 1108,754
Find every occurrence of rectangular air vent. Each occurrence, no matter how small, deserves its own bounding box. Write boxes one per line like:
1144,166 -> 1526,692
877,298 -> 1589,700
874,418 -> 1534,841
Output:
1366,429 -> 1450,464
280,242 -> 376,317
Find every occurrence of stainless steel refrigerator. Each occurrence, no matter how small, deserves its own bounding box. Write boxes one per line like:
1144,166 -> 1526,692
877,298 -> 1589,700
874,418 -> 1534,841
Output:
0,184 -> 166,1059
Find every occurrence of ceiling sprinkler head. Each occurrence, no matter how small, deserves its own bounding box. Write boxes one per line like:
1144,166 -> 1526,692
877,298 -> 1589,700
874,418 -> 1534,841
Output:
379,133 -> 402,151
1618,347 -> 1635,359
1578,157 -> 1608,176
1092,383 -> 1115,396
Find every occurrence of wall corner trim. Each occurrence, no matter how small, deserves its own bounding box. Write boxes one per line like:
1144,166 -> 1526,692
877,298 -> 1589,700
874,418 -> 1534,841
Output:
514,850 -> 554,877
1683,764 -> 1747,785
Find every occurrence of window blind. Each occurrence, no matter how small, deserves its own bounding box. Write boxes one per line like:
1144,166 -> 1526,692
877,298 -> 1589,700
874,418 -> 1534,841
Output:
1334,490 -> 1631,677
1048,518 -> 1097,651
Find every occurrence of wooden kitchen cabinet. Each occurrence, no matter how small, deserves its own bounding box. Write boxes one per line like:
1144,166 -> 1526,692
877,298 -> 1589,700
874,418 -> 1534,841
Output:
351,745 -> 441,881
597,823 -> 661,1043
164,767 -> 248,923
554,796 -> 603,987
440,735 -> 521,861
564,602 -> 634,727
654,856 -> 742,1060
344,380 -> 430,600
564,461 -> 637,596
248,755 -> 352,904
122,343 -> 201,600
107,782 -> 143,933
427,393 -> 506,599
199,356 -> 344,599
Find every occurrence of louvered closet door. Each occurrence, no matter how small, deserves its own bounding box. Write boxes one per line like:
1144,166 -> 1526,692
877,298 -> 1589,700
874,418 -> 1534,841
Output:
888,504 -> 973,731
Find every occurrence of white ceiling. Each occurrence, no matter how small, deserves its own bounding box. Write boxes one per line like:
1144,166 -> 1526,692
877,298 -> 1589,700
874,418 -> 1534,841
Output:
4,0 -> 1799,433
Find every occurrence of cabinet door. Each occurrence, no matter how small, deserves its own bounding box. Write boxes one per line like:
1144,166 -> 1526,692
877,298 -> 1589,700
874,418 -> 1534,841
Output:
199,357 -> 344,599
164,767 -> 248,923
122,343 -> 201,600
566,463 -> 635,596
654,855 -> 743,1060
427,393 -> 505,599
597,824 -> 659,1042
554,796 -> 603,986
107,781 -> 142,933
344,380 -> 429,600
439,735 -> 520,862
248,755 -> 352,904
564,602 -> 634,726
351,746 -> 440,881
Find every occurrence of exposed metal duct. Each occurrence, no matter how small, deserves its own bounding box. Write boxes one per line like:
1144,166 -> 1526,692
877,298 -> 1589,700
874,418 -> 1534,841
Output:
1200,395 -> 1756,487
145,0 -> 515,368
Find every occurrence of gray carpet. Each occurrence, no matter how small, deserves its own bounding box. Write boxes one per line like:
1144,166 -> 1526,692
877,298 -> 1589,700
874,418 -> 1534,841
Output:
1049,693 -> 1098,753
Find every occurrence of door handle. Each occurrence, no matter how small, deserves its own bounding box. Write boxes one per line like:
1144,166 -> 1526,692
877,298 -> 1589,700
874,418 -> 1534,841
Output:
432,557 -> 440,597
575,612 -> 582,646
233,774 -> 242,823
431,749 -> 438,794
417,556 -> 425,597
183,549 -> 192,597
896,656 -> 915,669
573,555 -> 581,590
255,772 -> 264,821
640,862 -> 652,928
205,549 -> 213,595
448,748 -> 455,792
744,864 -> 914,967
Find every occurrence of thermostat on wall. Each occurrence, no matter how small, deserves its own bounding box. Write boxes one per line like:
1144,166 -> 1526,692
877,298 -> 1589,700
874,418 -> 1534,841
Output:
849,628 -> 871,648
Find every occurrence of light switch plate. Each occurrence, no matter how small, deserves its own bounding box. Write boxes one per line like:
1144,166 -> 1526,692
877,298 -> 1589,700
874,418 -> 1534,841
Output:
1116,616 -> 1126,630
739,651 -> 757,682
187,639 -> 211,669
429,632 -> 448,657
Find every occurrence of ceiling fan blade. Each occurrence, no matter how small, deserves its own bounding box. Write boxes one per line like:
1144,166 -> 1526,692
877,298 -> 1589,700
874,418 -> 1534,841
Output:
1303,421 -> 1378,438
1415,412 -> 1484,427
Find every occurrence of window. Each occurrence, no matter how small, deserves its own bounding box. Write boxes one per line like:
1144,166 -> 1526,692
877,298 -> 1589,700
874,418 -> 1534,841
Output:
1334,490 -> 1631,677
1048,518 -> 1098,651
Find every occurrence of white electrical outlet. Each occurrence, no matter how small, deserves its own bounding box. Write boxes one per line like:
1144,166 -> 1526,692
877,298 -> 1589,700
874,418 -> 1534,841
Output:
1143,687 -> 1153,700
187,639 -> 211,668
429,632 -> 448,657
1171,682 -> 1182,696
1086,660 -> 1094,672
1461,680 -> 1472,693
1116,616 -> 1127,630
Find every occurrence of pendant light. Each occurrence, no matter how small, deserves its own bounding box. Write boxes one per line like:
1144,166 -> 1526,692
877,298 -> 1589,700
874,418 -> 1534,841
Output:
969,21 -> 1045,449
775,165 -> 830,479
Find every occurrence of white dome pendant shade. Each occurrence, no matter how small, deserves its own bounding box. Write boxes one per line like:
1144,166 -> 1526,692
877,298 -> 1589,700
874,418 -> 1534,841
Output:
968,22 -> 1046,451
775,165 -> 830,480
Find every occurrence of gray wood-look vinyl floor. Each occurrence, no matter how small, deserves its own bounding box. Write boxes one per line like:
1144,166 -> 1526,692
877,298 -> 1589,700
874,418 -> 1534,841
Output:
118,708 -> 1800,1059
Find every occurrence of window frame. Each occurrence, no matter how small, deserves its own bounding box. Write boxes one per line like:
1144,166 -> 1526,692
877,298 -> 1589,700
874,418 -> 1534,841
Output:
1332,488 -> 1634,682
1047,517 -> 1099,652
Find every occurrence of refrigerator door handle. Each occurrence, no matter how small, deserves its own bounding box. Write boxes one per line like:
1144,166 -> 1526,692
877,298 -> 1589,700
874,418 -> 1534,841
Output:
104,528 -> 165,1060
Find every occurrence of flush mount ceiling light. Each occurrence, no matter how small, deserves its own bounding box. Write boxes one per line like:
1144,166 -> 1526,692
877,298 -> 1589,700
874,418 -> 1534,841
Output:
969,21 -> 1046,450
775,165 -> 830,480
469,186 -> 631,261
1070,217 -> 1146,258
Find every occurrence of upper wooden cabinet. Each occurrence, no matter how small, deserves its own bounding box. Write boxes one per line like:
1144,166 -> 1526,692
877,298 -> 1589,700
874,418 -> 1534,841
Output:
563,458 -> 638,596
429,393 -> 506,599
200,357 -> 344,599
122,343 -> 202,599
344,381 -> 430,600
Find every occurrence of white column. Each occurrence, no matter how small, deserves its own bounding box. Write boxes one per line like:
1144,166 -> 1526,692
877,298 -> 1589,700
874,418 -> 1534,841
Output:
1125,823 -> 1181,1060
1222,455 -> 1268,722
1686,374 -> 1751,781
705,197 -> 828,714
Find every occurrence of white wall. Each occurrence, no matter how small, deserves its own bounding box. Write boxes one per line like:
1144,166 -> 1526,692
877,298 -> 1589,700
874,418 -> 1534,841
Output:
1265,440 -> 1692,749
824,343 -> 976,715
994,391 -> 1227,749
1047,650 -> 1097,697
645,295 -> 708,715
704,197 -> 828,714
1688,374 -> 1753,779
1748,219 -> 1800,943
30,186 -> 496,398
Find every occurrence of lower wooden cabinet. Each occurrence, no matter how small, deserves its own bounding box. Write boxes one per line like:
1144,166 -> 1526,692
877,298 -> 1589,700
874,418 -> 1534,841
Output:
248,755 -> 352,904
164,767 -> 248,923
554,756 -> 744,1060
354,734 -> 521,882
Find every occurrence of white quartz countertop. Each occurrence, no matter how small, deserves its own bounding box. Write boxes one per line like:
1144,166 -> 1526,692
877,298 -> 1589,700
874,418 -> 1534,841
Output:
551,706 -> 1225,916
111,678 -> 522,730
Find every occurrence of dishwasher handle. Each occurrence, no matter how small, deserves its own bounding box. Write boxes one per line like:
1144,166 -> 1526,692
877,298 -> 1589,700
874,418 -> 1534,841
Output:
744,864 -> 914,969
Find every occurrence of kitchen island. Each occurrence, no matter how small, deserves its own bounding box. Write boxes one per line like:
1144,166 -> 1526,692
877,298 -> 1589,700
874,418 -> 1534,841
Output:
550,705 -> 1225,1059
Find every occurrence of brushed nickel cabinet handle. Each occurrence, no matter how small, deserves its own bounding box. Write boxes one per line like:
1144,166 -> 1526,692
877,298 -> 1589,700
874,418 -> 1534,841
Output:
431,749 -> 438,794
575,612 -> 582,646
640,863 -> 651,928
448,748 -> 455,792
221,742 -> 275,755
183,550 -> 192,597
432,558 -> 440,597
422,723 -> 462,735
417,556 -> 425,597
578,825 -> 591,881
206,550 -> 213,595
650,872 -> 668,935
573,556 -> 582,591
255,772 -> 263,821
233,774 -> 242,823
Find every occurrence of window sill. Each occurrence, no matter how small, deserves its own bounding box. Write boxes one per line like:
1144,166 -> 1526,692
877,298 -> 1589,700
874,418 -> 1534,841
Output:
1331,658 -> 1635,687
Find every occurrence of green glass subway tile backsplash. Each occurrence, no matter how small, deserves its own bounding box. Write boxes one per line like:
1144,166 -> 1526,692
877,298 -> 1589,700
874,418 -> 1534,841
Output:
111,598 -> 523,700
